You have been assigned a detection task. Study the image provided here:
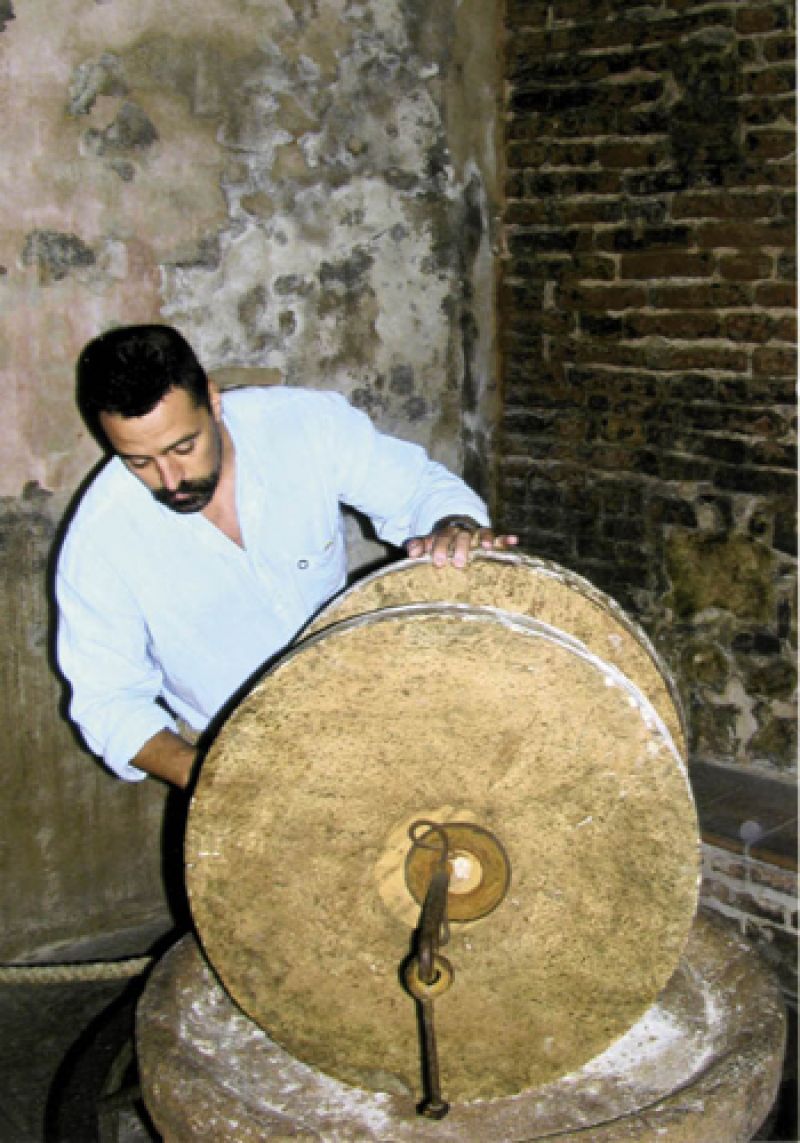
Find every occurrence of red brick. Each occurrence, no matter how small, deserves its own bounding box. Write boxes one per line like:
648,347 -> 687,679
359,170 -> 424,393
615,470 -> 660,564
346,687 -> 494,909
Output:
697,221 -> 796,248
624,311 -> 721,339
735,161 -> 799,189
738,37 -> 759,64
510,228 -> 585,257
779,190 -> 797,219
558,284 -> 648,311
555,18 -> 652,52
763,34 -> 797,64
745,129 -> 797,160
671,191 -> 780,220
560,200 -> 624,224
752,345 -> 798,376
506,141 -> 549,170
649,282 -> 753,308
722,312 -> 781,343
741,94 -> 796,126
772,314 -> 797,341
745,66 -> 796,96
777,251 -> 797,280
594,225 -> 690,252
596,141 -> 670,168
557,254 -> 618,282
754,281 -> 796,306
505,201 -> 553,226
543,140 -> 601,167
718,253 -> 774,280
619,250 -> 714,279
548,0 -> 615,24
735,6 -> 787,33
506,119 -> 541,144
506,171 -> 525,199
523,170 -> 625,196
570,339 -> 748,373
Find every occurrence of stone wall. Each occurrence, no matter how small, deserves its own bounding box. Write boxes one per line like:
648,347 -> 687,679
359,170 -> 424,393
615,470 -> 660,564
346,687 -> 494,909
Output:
499,0 -> 797,776
0,0 -> 504,958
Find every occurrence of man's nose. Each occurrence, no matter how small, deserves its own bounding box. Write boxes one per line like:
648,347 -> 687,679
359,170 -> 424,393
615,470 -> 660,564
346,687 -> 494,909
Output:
155,457 -> 182,491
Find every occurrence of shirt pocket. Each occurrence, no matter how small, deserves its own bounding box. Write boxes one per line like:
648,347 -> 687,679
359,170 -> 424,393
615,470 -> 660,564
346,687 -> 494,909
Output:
291,531 -> 347,614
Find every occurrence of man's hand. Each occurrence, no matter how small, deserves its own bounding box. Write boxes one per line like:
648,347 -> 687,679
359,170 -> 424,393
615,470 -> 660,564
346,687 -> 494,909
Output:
406,516 -> 519,569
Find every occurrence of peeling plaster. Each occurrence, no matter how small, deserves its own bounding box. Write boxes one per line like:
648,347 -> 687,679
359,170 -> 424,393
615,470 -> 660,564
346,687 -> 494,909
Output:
2,0 -> 500,495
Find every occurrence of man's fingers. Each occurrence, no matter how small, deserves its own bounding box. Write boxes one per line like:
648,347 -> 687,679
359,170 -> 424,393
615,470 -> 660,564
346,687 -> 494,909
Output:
479,532 -> 519,550
406,526 -> 519,564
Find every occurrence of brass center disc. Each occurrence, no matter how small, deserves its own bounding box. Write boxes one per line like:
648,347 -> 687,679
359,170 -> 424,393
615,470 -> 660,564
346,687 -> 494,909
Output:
405,822 -> 511,922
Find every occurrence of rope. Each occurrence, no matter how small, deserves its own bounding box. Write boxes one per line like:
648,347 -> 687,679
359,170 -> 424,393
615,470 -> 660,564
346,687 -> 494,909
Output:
0,956 -> 153,984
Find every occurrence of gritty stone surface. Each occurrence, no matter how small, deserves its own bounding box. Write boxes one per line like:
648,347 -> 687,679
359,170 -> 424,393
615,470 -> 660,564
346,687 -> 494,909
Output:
186,604 -> 700,1100
305,551 -> 688,757
136,913 -> 786,1141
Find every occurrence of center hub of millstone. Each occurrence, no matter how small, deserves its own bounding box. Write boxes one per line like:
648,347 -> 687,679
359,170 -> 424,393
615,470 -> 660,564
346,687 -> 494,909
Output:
404,821 -> 511,922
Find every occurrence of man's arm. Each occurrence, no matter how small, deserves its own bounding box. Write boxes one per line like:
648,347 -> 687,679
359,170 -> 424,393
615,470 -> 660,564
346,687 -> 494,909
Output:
130,729 -> 197,788
56,537 -> 189,783
304,393 -> 495,549
406,515 -> 519,568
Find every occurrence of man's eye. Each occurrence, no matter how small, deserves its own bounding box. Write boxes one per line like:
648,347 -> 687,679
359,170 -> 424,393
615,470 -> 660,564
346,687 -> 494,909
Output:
127,458 -> 150,470
173,441 -> 195,456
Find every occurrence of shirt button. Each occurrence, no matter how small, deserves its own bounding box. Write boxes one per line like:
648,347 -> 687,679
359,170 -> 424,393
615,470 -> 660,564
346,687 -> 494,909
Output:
297,559 -> 309,570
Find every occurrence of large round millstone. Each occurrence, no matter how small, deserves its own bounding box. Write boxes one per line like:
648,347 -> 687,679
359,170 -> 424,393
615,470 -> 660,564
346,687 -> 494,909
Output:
303,552 -> 687,759
136,914 -> 786,1142
186,604 -> 700,1102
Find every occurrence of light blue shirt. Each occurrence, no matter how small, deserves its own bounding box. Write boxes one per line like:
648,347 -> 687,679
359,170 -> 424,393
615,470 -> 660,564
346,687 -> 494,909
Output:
56,387 -> 489,780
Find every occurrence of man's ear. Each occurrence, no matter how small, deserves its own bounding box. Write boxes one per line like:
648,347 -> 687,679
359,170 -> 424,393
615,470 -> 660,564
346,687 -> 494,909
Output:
207,378 -> 223,420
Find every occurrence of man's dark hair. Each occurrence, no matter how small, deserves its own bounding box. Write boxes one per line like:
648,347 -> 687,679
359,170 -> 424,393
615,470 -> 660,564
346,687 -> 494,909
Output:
76,324 -> 210,444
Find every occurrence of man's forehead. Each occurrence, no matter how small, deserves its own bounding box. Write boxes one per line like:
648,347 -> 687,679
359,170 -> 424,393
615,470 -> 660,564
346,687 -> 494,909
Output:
100,387 -> 209,454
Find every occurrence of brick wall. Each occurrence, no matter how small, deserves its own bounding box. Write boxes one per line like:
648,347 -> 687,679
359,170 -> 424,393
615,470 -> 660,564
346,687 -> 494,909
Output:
701,842 -> 797,1002
498,0 -> 797,776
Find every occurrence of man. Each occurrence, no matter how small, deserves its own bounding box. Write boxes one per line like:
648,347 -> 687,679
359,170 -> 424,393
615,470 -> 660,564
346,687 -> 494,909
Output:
56,324 -> 517,789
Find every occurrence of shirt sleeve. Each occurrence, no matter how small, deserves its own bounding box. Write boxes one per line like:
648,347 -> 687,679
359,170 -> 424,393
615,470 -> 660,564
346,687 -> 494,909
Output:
56,540 -> 175,781
305,392 -> 491,546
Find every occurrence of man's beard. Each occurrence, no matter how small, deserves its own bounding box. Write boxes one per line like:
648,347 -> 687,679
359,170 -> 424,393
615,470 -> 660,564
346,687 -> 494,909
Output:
153,472 -> 219,513
152,422 -> 223,514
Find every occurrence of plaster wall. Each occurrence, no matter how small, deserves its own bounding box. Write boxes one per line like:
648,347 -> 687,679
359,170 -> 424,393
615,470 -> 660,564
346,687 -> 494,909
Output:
0,0 -> 503,957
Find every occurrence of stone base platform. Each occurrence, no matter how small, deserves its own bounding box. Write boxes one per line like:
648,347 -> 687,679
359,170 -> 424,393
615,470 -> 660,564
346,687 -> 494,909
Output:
137,913 -> 785,1142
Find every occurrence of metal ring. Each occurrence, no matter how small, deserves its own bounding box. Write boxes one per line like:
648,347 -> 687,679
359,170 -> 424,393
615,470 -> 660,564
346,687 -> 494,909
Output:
403,954 -> 454,1001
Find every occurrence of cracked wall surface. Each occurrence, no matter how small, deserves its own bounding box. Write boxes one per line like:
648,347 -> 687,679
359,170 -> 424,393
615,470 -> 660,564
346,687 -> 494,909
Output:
0,0 -> 503,956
